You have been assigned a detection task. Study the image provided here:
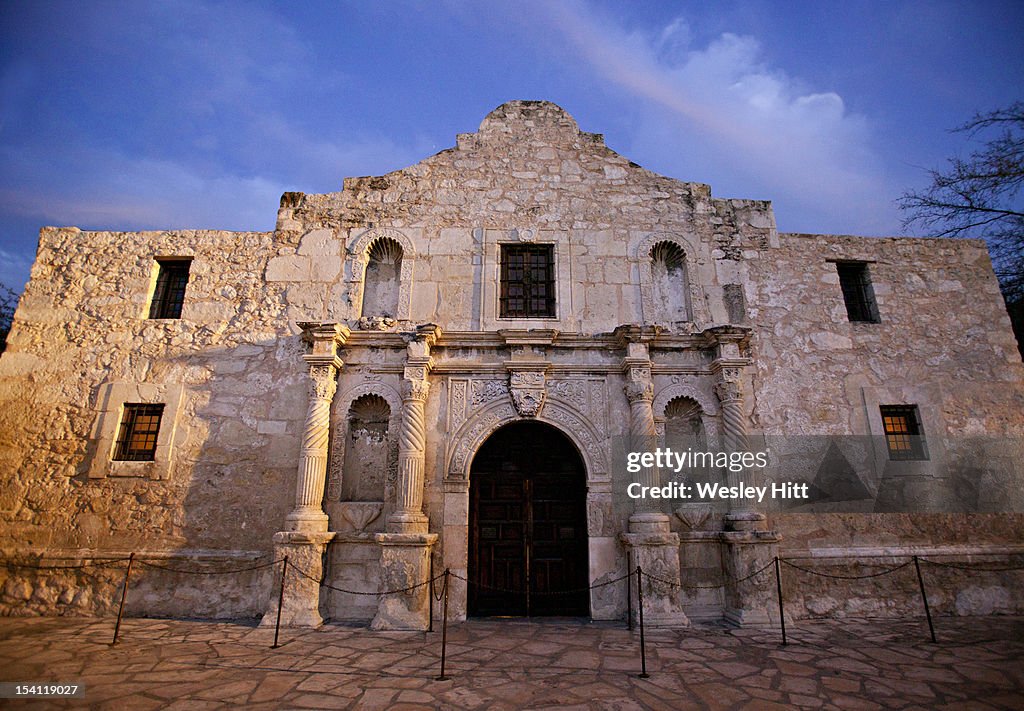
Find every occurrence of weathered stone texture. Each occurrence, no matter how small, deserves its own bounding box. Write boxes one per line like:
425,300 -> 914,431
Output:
0,100 -> 1021,624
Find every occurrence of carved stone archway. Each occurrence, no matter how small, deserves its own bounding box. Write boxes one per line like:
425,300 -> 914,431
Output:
446,398 -> 608,484
440,396 -> 612,621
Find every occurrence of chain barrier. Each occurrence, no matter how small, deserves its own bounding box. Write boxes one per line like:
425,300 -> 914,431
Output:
431,570 -> 447,602
781,558 -> 914,580
640,559 -> 776,592
286,559 -> 446,597
448,570 -> 632,597
136,559 -> 281,575
6,550 -> 1023,665
3,557 -> 134,570
919,558 -> 1024,573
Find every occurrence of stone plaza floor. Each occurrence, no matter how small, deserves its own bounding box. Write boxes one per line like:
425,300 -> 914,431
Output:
0,615 -> 1022,709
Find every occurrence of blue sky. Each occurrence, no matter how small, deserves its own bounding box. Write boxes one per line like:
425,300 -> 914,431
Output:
1,0 -> 1022,291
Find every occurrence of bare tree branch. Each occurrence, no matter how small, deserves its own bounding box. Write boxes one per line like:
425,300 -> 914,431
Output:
899,101 -> 1024,305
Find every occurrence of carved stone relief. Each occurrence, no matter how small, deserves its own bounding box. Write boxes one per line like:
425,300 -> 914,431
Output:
470,379 -> 507,407
509,371 -> 546,417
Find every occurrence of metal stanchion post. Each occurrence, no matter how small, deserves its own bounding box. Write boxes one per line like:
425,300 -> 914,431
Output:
913,556 -> 937,643
627,551 -> 633,631
272,556 -> 288,649
111,552 -> 135,645
436,569 -> 450,681
428,554 -> 434,633
774,556 -> 787,646
636,565 -> 649,679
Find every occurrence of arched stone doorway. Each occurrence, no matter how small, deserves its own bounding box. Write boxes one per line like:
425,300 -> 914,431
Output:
468,421 -> 589,617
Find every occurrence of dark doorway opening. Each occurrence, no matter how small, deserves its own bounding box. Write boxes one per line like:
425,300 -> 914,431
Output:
468,421 -> 589,617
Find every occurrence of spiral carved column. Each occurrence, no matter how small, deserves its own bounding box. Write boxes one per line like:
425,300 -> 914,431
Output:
286,361 -> 341,533
619,337 -> 686,626
265,322 -> 345,629
389,376 -> 430,533
716,378 -> 748,456
374,326 -> 440,630
624,357 -> 671,533
625,379 -> 660,515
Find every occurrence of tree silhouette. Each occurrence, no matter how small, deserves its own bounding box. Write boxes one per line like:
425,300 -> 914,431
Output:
0,283 -> 16,355
899,102 -> 1024,356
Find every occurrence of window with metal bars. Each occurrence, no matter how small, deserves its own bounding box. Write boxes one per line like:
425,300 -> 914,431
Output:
148,259 -> 192,319
113,403 -> 164,461
500,245 -> 555,318
836,261 -> 880,323
880,405 -> 928,460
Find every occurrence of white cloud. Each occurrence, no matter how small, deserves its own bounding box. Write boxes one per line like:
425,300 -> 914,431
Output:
544,2 -> 900,235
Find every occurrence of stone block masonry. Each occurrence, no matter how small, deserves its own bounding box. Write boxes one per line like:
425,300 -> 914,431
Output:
0,100 -> 1022,625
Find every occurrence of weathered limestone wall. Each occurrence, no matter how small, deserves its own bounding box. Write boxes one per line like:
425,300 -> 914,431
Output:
746,233 -> 1024,616
0,226 -> 314,615
751,234 -> 1022,438
270,101 -> 777,333
1,100 -> 1021,624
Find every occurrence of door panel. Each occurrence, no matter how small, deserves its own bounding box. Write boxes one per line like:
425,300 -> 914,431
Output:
469,422 -> 589,617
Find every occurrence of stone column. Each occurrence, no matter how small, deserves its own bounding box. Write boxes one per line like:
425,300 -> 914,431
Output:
285,323 -> 348,532
374,324 -> 440,630
617,327 -> 688,627
259,531 -> 334,629
622,341 -> 670,532
708,326 -> 780,626
387,324 -> 440,535
264,322 -> 347,629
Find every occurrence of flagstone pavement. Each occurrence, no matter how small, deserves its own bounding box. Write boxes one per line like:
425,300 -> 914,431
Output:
0,615 -> 1022,709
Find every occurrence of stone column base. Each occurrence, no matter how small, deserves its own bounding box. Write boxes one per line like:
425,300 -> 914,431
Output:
722,527 -> 780,627
371,532 -> 438,631
622,532 -> 689,628
260,531 -> 335,629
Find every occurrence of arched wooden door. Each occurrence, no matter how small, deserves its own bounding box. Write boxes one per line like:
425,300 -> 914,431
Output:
468,421 -> 589,616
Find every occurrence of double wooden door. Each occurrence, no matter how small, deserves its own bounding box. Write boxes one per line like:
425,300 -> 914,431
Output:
469,422 -> 589,617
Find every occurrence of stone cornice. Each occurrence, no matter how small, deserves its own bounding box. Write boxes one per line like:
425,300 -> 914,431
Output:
341,329 -> 737,353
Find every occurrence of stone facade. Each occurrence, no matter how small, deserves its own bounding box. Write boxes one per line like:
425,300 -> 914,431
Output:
1,101 -> 1022,625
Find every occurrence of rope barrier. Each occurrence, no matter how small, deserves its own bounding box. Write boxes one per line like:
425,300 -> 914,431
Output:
7,549 -> 1022,660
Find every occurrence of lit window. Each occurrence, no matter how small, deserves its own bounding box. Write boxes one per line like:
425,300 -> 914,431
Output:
149,259 -> 192,319
880,405 -> 928,460
836,262 -> 879,323
500,245 -> 555,318
113,404 -> 164,461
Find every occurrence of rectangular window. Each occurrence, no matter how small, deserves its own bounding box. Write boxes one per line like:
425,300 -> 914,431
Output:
836,261 -> 879,323
500,245 -> 555,318
880,405 -> 928,460
148,259 -> 192,319
113,403 -> 164,461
